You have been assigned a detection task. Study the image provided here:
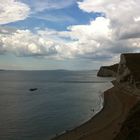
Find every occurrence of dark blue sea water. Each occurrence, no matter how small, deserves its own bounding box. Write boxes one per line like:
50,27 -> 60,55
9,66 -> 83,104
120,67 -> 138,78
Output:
0,70 -> 113,140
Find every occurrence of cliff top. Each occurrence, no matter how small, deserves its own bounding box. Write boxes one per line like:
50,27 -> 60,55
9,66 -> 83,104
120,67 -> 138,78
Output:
102,63 -> 119,73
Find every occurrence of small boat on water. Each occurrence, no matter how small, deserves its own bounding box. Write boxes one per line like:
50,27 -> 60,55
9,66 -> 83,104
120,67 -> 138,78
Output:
29,88 -> 38,91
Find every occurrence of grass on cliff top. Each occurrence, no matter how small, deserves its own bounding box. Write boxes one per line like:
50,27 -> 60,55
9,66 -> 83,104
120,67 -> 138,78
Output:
102,63 -> 119,73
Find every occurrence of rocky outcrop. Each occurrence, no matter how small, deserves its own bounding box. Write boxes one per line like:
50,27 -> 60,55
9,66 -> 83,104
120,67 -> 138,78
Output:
97,63 -> 118,77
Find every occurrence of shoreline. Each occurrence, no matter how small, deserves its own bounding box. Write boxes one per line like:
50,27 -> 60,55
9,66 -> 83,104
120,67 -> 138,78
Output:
50,89 -> 105,139
51,86 -> 138,140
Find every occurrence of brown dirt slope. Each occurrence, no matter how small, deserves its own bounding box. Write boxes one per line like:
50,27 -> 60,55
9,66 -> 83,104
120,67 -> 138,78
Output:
114,100 -> 140,140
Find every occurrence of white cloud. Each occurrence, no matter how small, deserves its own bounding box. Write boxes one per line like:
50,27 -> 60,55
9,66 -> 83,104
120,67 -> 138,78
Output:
0,0 -> 140,64
75,0 -> 140,59
0,0 -> 30,25
0,13 -> 140,62
0,29 -> 56,56
78,0 -> 140,40
0,0 -> 76,25
134,17 -> 140,22
0,28 -> 77,59
0,17 -> 121,61
68,17 -> 112,41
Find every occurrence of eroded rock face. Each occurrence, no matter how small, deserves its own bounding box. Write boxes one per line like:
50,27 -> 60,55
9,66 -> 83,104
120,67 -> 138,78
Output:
97,64 -> 118,77
116,54 -> 131,83
116,53 -> 140,89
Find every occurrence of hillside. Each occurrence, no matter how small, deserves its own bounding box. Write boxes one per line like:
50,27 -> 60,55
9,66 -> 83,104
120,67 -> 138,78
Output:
97,63 -> 119,77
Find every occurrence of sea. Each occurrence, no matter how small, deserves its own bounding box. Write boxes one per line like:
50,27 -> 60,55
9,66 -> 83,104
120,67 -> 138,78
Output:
0,70 -> 113,140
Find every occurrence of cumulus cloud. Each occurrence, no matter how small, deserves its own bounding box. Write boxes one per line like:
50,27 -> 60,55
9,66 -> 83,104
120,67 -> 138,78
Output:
0,0 -> 140,63
75,0 -> 140,60
0,29 -> 57,57
78,0 -> 140,40
0,17 -> 112,59
0,14 -> 140,62
0,0 -> 30,25
0,27 -> 78,59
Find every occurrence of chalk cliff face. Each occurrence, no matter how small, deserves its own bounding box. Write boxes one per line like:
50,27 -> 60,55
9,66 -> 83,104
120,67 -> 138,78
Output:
116,53 -> 140,89
97,64 -> 118,77
116,54 -> 130,82
98,53 -> 140,90
97,53 -> 140,140
113,53 -> 140,140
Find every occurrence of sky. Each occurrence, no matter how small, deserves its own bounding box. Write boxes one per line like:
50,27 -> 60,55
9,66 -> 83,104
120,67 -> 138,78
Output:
0,0 -> 140,70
